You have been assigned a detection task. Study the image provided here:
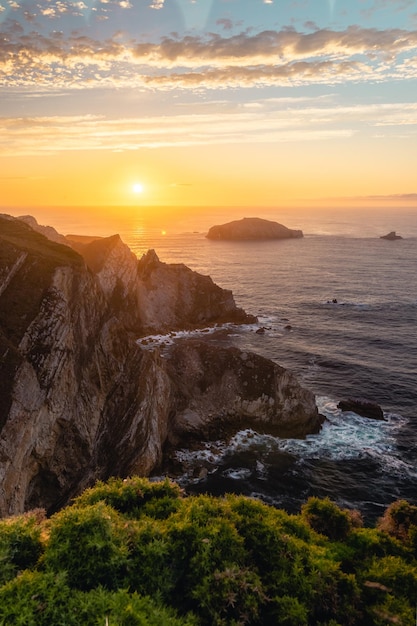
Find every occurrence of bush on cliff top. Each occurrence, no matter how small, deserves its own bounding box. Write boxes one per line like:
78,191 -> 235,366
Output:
0,476 -> 416,625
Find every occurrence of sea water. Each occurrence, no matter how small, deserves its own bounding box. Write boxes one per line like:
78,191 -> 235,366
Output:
28,205 -> 417,522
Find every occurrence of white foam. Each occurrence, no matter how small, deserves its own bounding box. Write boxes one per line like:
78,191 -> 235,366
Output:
137,322 -> 259,350
222,468 -> 252,480
278,397 -> 414,475
173,396 -> 415,481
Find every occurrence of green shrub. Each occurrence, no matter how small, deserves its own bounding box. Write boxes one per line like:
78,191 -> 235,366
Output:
268,595 -> 308,626
0,571 -> 196,626
365,594 -> 415,626
0,510 -> 44,585
301,497 -> 354,541
192,565 -> 264,625
0,571 -> 77,625
1,478 -> 417,626
105,589 -> 197,626
43,502 -> 128,590
74,476 -> 182,520
408,524 -> 417,558
230,495 -> 315,543
363,555 -> 417,599
378,499 -> 417,544
347,527 -> 406,562
163,496 -> 251,619
124,518 -> 177,600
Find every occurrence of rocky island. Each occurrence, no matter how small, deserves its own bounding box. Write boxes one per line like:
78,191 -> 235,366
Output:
380,231 -> 403,240
206,217 -> 303,240
0,214 -> 321,516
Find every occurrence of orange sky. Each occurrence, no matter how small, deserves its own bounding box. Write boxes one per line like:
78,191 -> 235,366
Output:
2,136 -> 417,211
1,1 -> 417,212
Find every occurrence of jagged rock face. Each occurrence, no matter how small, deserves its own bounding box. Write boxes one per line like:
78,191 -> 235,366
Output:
0,215 -> 320,516
68,234 -> 141,330
165,340 -> 322,444
136,250 -> 254,333
68,238 -> 254,334
68,234 -> 139,297
206,217 -> 303,240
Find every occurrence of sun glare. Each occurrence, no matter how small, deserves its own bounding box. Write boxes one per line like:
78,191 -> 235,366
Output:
132,182 -> 144,194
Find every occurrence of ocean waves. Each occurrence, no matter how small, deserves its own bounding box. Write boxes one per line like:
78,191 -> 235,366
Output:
171,396 -> 415,521
129,214 -> 417,520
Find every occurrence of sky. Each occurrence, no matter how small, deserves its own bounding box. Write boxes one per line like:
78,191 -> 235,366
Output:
1,0 -> 417,211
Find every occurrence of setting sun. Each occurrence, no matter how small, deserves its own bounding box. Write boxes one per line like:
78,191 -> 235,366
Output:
132,182 -> 144,194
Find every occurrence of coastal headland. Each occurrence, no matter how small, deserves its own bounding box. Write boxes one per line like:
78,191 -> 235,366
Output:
0,214 -> 321,516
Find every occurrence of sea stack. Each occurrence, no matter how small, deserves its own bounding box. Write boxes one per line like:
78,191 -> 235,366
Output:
206,217 -> 303,240
380,231 -> 403,240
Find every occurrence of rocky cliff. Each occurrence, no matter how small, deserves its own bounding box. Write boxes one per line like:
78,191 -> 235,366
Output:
0,214 -> 321,516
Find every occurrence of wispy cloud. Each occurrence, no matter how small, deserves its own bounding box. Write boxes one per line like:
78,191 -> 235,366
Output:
1,26 -> 417,90
1,101 -> 416,156
361,0 -> 415,18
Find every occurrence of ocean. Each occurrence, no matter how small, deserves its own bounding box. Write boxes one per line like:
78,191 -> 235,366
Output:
23,205 -> 417,523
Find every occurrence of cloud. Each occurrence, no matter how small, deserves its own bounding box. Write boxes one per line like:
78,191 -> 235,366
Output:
149,0 -> 164,9
216,18 -> 234,31
361,0 -> 415,18
366,192 -> 417,199
1,101 -> 416,156
1,25 -> 417,90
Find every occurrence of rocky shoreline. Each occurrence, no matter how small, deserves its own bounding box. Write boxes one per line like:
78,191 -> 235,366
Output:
0,214 -> 321,516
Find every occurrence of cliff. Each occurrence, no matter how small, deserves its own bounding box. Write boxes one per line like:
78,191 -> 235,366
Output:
206,217 -> 303,240
0,215 -> 321,516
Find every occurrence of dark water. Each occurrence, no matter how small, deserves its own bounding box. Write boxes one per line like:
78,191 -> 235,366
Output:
39,205 -> 417,523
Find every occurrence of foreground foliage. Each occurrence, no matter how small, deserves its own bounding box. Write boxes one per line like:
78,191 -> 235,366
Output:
1,478 -> 416,625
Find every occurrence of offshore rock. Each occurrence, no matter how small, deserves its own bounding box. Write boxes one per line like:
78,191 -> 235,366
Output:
0,214 -> 320,516
206,217 -> 303,240
338,398 -> 384,420
380,231 -> 403,240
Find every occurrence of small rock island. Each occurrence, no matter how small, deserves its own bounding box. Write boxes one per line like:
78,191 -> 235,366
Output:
380,231 -> 403,240
206,217 -> 303,240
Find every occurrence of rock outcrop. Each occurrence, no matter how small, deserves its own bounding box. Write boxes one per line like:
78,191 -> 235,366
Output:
380,231 -> 403,240
136,249 -> 253,333
0,214 -> 320,516
165,340 -> 322,443
206,217 -> 303,240
338,398 -> 384,420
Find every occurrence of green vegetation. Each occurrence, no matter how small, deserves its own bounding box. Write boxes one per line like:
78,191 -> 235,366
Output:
1,477 -> 416,625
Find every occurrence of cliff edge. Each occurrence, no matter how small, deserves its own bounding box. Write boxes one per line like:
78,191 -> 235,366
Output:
0,215 -> 321,516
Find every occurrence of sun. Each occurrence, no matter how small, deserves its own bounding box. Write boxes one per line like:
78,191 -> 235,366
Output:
132,182 -> 144,194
